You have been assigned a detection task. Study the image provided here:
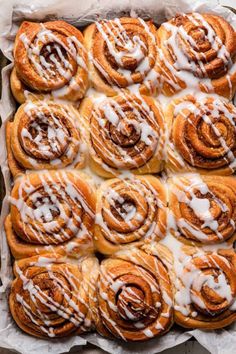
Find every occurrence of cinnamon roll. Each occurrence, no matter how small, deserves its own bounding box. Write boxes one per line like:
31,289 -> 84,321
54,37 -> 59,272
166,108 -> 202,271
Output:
9,254 -> 99,337
7,100 -> 85,177
11,21 -> 88,103
79,93 -> 165,177
92,245 -> 173,341
156,13 -> 236,98
84,17 -> 160,96
6,121 -> 25,178
166,95 -> 236,175
169,174 -> 236,245
173,246 -> 236,329
94,175 -> 167,255
5,171 -> 96,259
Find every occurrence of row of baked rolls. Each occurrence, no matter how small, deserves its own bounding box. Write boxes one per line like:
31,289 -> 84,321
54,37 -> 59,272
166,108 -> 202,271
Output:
5,171 -> 167,258
5,171 -> 96,259
7,93 -> 236,178
6,93 -> 165,178
9,244 -> 174,340
9,243 -> 236,339
10,17 -> 162,101
6,101 -> 86,177
11,13 -> 236,103
169,174 -> 236,246
86,13 -> 236,98
6,172 -> 236,259
80,92 -> 236,177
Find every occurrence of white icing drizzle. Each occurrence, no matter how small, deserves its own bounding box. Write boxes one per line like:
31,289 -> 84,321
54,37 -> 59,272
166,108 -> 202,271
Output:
157,13 -> 235,95
170,174 -> 236,243
17,101 -> 83,169
12,257 -> 94,337
98,247 -> 173,340
95,175 -> 166,246
168,95 -> 236,173
19,23 -> 88,98
91,17 -> 159,94
9,171 -> 94,250
161,233 -> 235,319
88,91 -> 164,174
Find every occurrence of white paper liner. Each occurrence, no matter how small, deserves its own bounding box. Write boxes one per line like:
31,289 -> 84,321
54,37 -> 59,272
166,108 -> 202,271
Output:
1,0 -> 236,353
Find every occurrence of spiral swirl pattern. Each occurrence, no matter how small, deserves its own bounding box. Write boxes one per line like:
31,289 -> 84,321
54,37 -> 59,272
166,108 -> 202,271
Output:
81,93 -> 165,177
169,175 -> 236,245
156,13 -> 236,98
7,171 -> 95,258
174,249 -> 236,329
94,247 -> 173,341
13,20 -> 88,101
84,17 -> 160,95
9,255 -> 97,337
94,176 -> 167,254
167,95 -> 236,175
9,101 -> 84,172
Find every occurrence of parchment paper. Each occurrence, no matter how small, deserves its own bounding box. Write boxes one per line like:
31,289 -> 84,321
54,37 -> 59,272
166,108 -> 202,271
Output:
0,0 -> 236,353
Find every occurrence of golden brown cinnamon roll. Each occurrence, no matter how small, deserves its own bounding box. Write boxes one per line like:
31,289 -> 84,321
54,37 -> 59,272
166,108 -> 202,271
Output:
173,246 -> 236,329
84,17 -> 160,96
9,254 -> 99,338
6,100 -> 85,177
5,171 -> 96,259
91,245 -> 173,341
169,174 -> 236,245
156,13 -> 236,98
94,175 -> 167,255
6,121 -> 25,178
11,21 -> 88,103
165,95 -> 236,175
79,92 -> 165,177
